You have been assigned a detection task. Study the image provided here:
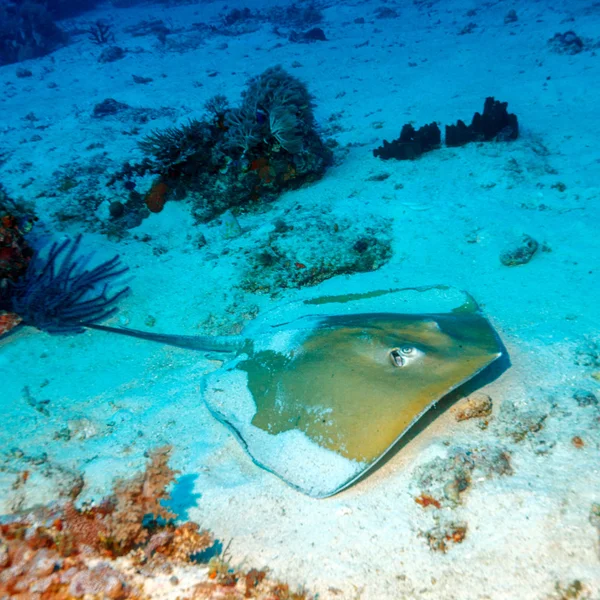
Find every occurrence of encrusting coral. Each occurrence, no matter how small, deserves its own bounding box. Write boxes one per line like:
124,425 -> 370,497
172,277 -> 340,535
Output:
0,446 -> 312,600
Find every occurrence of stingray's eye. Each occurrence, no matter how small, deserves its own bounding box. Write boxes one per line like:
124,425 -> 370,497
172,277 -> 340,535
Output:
389,346 -> 422,367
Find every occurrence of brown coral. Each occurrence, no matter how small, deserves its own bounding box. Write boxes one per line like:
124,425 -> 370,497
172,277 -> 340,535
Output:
0,446 -> 313,600
0,214 -> 33,303
145,181 -> 169,213
105,445 -> 177,554
0,311 -> 22,336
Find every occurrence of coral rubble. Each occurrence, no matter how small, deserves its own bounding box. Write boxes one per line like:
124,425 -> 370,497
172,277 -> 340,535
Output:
0,447 -> 312,599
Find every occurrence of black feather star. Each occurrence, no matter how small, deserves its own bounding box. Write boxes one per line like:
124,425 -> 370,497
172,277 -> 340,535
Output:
10,235 -> 129,334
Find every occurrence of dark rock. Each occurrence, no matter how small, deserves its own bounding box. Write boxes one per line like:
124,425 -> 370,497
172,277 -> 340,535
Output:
373,122 -> 441,160
98,45 -> 125,63
446,97 -> 518,147
353,237 -> 370,253
16,67 -> 32,78
273,218 -> 292,234
374,6 -> 399,18
573,390 -> 598,407
354,17 -> 365,24
0,3 -> 67,66
109,201 -> 125,218
223,7 -> 253,26
499,234 -> 539,266
92,98 -> 129,118
132,74 -> 153,84
289,27 -> 327,42
548,31 -> 585,55
459,22 -> 477,35
195,233 -> 207,249
504,9 -> 518,24
124,18 -> 170,38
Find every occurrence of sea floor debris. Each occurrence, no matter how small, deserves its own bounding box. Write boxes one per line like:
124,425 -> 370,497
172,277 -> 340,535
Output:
0,447 -> 312,600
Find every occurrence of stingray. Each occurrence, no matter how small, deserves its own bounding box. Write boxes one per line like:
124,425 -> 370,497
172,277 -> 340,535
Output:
7,242 -> 504,496
89,285 -> 504,497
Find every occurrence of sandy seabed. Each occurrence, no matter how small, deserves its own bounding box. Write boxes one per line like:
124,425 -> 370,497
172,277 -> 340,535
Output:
1,0 -> 599,598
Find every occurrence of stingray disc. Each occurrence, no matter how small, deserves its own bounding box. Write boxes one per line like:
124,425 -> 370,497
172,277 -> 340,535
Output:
202,286 -> 503,497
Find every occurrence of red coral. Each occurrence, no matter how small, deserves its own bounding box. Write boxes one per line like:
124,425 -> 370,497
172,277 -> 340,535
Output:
0,311 -> 22,336
145,181 -> 169,213
106,445 -> 177,553
249,157 -> 275,184
0,446 -> 313,599
61,501 -> 112,555
0,214 -> 32,287
414,493 -> 442,509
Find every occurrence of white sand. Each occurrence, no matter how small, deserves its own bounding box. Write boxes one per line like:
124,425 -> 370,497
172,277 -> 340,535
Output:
1,0 -> 599,598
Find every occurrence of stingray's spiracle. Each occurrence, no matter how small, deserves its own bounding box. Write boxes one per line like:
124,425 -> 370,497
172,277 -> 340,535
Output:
389,345 -> 418,367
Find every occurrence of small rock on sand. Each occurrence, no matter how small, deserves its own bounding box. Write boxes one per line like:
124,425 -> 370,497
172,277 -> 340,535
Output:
500,234 -> 539,266
454,392 -> 493,421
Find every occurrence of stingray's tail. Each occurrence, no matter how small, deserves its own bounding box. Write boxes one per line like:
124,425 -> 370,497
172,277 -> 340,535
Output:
82,323 -> 245,352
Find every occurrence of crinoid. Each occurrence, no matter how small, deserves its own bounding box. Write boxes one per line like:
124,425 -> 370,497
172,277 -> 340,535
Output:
10,234 -> 129,334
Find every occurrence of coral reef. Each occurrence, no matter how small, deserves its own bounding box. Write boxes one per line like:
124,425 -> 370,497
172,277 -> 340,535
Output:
0,1 -> 67,65
240,215 -> 392,294
0,311 -> 22,335
233,65 -> 316,155
98,45 -> 125,63
8,234 -> 129,334
267,2 -> 323,29
54,68 -> 330,231
121,66 -> 331,222
0,215 -> 32,289
413,446 -> 513,508
0,192 -> 34,316
573,389 -> 598,407
86,19 -> 115,45
288,27 -> 327,43
0,446 -> 312,599
0,447 -> 196,598
138,119 -> 214,175
215,3 -> 323,38
494,399 -> 549,444
548,31 -> 587,55
574,337 -> 600,368
144,181 -> 169,213
420,521 -> 467,553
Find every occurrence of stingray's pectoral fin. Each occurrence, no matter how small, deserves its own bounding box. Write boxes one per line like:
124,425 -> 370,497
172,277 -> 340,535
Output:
201,285 -> 506,498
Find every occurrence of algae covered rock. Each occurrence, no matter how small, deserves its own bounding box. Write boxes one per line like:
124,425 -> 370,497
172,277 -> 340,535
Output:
500,234 -> 538,266
241,215 -> 392,294
454,392 -> 493,421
